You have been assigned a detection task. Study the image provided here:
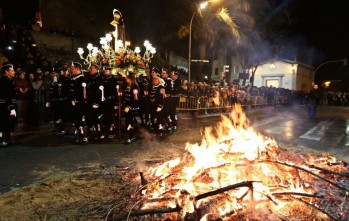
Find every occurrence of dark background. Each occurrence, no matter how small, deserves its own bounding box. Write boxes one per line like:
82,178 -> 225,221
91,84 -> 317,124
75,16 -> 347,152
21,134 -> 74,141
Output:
1,0 -> 348,87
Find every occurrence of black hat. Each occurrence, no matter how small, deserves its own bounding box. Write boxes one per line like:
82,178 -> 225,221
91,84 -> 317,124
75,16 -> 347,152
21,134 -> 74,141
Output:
151,67 -> 159,73
162,67 -> 168,72
90,63 -> 99,69
1,63 -> 13,73
102,65 -> 112,71
126,71 -> 135,78
171,71 -> 179,76
71,62 -> 82,70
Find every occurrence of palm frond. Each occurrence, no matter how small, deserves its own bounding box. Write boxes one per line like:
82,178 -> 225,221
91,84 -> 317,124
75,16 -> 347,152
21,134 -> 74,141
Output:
178,25 -> 189,39
216,7 -> 241,44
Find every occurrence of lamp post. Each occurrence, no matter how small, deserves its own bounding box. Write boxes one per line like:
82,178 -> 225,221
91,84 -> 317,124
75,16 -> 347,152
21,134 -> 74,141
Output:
188,11 -> 196,83
313,58 -> 347,81
188,1 -> 217,83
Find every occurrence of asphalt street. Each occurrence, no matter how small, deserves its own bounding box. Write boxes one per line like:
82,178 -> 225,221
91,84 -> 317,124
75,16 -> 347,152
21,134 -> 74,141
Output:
0,105 -> 348,193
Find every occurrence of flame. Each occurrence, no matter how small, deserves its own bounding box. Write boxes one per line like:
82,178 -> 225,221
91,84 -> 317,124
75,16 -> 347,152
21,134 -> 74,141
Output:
134,104 -> 348,220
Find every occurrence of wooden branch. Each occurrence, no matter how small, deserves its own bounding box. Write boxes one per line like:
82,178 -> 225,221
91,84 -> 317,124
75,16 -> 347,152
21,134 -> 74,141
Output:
260,160 -> 349,192
308,164 -> 349,178
271,192 -> 323,198
195,181 -> 256,201
292,196 -> 339,221
327,161 -> 347,167
237,189 -> 250,201
133,174 -> 174,196
114,181 -> 258,220
112,205 -> 182,220
253,191 -> 279,205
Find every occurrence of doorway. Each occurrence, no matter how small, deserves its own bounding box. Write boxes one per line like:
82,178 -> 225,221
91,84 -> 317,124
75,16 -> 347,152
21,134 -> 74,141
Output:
266,79 -> 279,88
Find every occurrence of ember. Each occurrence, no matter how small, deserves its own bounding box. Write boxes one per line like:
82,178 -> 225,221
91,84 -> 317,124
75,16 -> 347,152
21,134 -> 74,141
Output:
115,105 -> 349,221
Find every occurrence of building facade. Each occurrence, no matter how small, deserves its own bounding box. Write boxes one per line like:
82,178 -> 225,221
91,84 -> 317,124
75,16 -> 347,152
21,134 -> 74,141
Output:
252,59 -> 314,91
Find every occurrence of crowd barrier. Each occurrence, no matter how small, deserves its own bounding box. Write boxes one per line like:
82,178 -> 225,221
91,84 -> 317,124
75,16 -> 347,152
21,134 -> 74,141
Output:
177,95 -> 288,113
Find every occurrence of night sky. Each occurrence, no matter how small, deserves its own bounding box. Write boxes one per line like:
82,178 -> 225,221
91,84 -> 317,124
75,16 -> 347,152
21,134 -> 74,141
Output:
2,0 -> 348,58
290,0 -> 349,60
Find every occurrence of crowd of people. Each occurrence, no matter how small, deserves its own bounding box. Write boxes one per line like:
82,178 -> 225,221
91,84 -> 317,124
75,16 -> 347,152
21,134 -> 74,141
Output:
0,62 -> 184,146
1,59 -> 349,147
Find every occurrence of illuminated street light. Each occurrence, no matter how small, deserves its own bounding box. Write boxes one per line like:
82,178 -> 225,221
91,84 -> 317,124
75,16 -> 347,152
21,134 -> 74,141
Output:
188,0 -> 218,83
200,2 -> 208,9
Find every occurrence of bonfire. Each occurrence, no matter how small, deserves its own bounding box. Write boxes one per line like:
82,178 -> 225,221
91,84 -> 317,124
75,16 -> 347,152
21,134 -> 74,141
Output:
114,105 -> 349,221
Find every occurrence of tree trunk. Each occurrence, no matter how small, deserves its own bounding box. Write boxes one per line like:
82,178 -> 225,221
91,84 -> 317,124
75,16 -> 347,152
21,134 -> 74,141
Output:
197,42 -> 206,82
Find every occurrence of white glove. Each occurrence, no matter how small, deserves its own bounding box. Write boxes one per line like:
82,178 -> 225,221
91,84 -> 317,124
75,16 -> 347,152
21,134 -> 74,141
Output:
10,109 -> 16,117
71,101 -> 76,106
45,102 -> 50,108
92,104 -> 99,109
124,106 -> 130,113
156,107 -> 162,112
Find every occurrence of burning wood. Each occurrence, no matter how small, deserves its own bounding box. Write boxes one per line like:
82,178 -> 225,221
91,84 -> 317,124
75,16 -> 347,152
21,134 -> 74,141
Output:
113,105 -> 349,221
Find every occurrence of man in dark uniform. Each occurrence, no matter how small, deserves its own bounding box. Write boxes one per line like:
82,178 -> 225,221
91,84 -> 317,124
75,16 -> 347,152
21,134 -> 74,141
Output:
86,63 -> 103,141
100,65 -> 118,141
307,84 -> 322,118
0,63 -> 17,146
150,76 -> 167,137
47,69 -> 70,135
149,67 -> 160,86
160,68 -> 172,131
145,67 -> 160,130
136,74 -> 149,127
168,71 -> 181,132
114,73 -> 126,130
123,71 -> 140,144
68,62 -> 89,144
160,68 -> 172,93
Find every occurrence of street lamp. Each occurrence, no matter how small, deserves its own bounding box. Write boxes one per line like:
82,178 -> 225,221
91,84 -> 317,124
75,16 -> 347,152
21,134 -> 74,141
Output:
188,0 -> 218,83
313,58 -> 347,81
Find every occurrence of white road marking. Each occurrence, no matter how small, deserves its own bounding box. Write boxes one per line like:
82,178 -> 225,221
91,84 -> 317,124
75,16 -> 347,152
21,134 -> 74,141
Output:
299,120 -> 334,141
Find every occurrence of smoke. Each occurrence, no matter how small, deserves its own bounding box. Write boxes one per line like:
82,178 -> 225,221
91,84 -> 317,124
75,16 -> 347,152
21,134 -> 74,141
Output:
264,0 -> 294,24
278,35 -> 326,65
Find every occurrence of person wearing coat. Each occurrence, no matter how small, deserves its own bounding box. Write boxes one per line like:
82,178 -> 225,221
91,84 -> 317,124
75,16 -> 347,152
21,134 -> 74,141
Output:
0,63 -> 17,146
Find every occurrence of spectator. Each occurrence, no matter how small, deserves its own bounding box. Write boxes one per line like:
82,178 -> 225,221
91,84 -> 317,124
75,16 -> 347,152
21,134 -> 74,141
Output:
306,84 -> 322,118
13,71 -> 32,125
29,71 -> 45,125
180,80 -> 188,96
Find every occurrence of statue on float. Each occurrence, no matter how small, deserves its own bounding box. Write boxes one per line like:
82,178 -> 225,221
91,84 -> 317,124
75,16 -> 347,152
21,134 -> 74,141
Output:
110,9 -> 126,48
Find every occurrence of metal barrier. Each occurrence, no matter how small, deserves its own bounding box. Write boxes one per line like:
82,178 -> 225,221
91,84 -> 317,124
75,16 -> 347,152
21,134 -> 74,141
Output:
177,95 -> 288,113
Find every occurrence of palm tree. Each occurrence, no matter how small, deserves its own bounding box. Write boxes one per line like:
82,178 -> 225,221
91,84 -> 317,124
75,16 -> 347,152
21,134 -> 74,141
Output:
235,0 -> 297,86
178,0 -> 255,82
